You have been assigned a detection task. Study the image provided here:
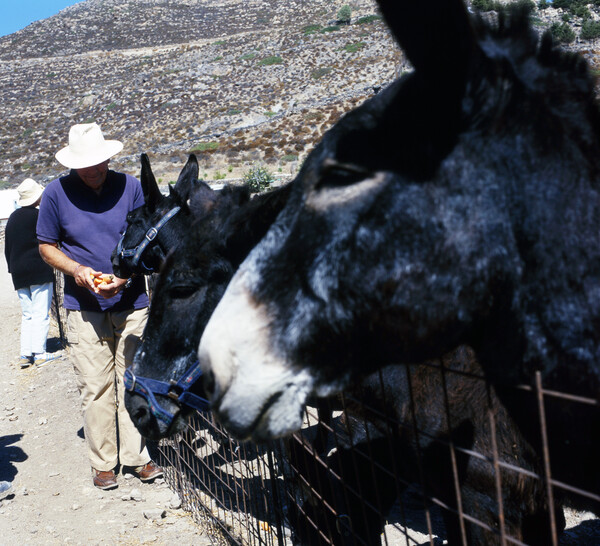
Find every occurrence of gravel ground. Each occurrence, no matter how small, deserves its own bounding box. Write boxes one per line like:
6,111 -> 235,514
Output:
0,240 -> 213,545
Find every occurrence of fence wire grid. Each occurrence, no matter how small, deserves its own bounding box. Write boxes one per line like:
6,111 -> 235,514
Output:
154,354 -> 599,545
50,272 -> 598,545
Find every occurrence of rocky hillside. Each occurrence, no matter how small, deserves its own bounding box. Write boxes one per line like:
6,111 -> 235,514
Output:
0,0 -> 598,187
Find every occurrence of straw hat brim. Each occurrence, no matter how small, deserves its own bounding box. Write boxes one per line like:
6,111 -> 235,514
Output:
55,140 -> 123,169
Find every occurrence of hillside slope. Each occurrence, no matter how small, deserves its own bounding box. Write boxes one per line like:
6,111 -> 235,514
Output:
0,0 -> 403,184
0,0 -> 598,186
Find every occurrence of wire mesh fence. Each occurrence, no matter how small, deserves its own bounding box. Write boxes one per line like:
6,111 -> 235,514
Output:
153,348 -> 599,545
48,272 -> 598,545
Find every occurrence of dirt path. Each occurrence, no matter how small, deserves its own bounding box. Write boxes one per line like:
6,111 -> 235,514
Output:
0,240 -> 212,545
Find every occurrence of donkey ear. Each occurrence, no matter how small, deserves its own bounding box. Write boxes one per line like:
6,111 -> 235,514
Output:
376,0 -> 474,82
140,153 -> 163,211
173,154 -> 200,202
167,184 -> 190,213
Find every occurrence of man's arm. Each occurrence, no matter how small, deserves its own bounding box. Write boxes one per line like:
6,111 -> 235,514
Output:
39,242 -> 80,278
38,242 -> 100,294
39,242 -> 128,298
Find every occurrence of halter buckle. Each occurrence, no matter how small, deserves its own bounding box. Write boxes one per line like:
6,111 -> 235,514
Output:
145,227 -> 158,242
168,379 -> 181,401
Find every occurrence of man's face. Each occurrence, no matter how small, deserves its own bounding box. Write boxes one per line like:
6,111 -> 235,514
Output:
76,160 -> 110,191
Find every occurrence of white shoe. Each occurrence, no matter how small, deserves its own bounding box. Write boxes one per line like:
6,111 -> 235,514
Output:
33,351 -> 63,368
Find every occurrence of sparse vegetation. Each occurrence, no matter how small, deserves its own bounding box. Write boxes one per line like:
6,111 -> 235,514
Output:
553,0 -> 600,18
311,66 -> 333,79
471,0 -> 500,11
342,42 -> 365,53
581,19 -> 600,40
258,55 -> 283,66
304,112 -> 324,122
321,25 -> 341,33
190,141 -> 219,153
472,0 -> 535,11
550,21 -> 576,43
243,165 -> 274,193
515,0 -> 536,10
239,52 -> 257,61
355,15 -> 381,25
303,24 -> 322,35
572,4 -> 592,19
337,5 -> 352,24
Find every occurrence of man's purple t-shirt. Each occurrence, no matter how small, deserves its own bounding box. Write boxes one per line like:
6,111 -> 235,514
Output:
37,170 -> 149,312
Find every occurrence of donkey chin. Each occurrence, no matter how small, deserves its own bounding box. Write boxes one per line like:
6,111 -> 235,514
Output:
197,292 -> 317,441
217,368 -> 316,442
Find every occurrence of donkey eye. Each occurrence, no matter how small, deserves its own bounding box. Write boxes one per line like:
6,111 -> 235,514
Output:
316,162 -> 370,190
168,284 -> 199,299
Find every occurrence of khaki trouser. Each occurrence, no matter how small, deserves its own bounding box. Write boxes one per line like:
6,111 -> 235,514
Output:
67,307 -> 150,471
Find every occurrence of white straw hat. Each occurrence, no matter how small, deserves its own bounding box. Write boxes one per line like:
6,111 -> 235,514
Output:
17,178 -> 44,207
55,123 -> 123,169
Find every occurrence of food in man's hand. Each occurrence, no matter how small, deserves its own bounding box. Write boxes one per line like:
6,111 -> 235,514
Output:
91,273 -> 114,286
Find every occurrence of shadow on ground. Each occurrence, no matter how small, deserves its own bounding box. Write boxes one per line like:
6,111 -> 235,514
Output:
0,434 -> 27,482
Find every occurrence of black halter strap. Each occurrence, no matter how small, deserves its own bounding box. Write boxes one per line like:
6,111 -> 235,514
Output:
115,205 -> 181,273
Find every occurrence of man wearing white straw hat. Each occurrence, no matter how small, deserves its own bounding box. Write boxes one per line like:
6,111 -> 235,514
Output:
4,178 -> 58,368
37,123 -> 162,490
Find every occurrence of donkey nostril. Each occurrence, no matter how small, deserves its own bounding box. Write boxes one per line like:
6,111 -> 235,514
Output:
133,406 -> 148,421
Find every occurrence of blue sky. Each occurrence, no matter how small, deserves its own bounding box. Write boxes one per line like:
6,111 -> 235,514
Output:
0,1 -> 83,38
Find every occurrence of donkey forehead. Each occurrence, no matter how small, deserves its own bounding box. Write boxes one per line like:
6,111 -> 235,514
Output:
127,204 -> 157,222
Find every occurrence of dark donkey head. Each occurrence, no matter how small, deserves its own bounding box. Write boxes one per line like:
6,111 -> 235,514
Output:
198,0 -> 600,455
111,153 -> 217,278
125,179 -> 293,440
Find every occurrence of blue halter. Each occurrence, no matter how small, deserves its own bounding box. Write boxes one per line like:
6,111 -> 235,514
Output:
115,205 -> 181,273
124,362 -> 210,427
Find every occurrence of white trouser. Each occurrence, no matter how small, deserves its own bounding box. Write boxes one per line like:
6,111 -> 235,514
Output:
17,282 -> 53,356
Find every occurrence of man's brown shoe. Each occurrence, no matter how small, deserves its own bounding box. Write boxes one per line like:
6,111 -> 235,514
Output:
93,469 -> 118,490
132,461 -> 163,482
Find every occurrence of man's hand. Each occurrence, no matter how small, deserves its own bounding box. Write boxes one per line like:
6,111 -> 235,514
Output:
73,264 -> 100,291
95,275 -> 128,298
